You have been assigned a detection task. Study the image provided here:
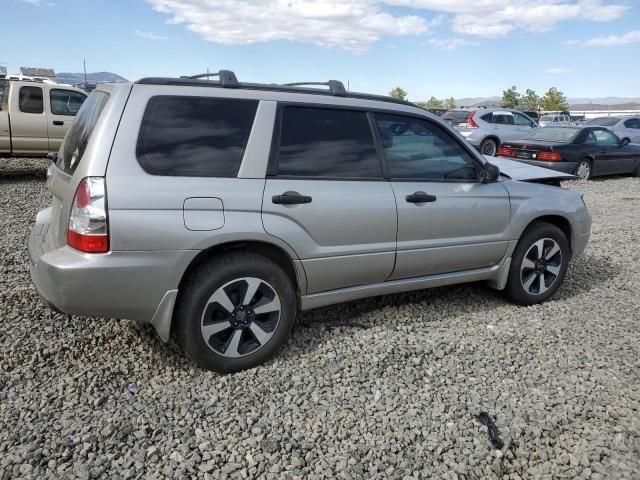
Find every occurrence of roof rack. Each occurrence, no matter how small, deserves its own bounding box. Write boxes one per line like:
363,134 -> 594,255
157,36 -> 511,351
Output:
179,70 -> 239,88
281,81 -> 347,97
136,69 -> 414,107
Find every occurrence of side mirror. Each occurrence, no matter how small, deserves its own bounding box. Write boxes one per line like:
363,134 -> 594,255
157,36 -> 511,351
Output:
482,162 -> 500,183
619,137 -> 630,146
47,152 -> 58,163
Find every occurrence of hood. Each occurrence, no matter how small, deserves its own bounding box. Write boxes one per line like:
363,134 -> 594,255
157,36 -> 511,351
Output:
485,155 -> 577,183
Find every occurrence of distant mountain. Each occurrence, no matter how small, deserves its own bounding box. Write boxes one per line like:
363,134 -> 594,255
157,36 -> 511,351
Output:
570,102 -> 640,112
56,71 -> 129,85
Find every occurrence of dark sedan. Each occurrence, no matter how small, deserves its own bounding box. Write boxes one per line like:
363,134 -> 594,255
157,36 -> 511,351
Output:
497,126 -> 640,180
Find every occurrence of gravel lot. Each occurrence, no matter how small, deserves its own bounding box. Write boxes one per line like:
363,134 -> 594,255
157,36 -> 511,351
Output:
1,158 -> 639,479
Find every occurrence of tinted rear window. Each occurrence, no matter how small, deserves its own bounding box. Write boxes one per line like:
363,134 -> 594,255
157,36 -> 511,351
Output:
137,96 -> 258,177
524,127 -> 580,142
442,110 -> 470,124
585,117 -> 620,126
56,91 -> 109,175
274,106 -> 381,178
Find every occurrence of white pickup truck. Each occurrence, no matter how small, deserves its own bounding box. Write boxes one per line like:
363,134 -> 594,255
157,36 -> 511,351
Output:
0,80 -> 87,156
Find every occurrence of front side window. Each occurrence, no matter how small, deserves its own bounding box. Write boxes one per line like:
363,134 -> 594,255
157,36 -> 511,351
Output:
275,106 -> 381,178
19,86 -> 43,114
374,113 -> 478,181
585,129 -> 619,146
137,96 -> 258,177
50,89 -> 86,116
513,112 -> 534,127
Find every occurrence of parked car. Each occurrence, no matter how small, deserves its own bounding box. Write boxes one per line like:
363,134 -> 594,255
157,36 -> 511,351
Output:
498,126 -> 640,180
584,116 -> 640,143
0,79 -> 87,156
538,113 -> 572,127
522,110 -> 540,121
29,71 -> 591,372
453,108 -> 538,156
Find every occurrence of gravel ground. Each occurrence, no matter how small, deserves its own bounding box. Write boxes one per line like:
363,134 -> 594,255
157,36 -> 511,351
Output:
1,158 -> 639,479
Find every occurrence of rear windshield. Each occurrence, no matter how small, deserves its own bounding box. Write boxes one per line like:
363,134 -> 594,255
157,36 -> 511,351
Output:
442,110 -> 470,124
524,127 -> 580,142
56,91 -> 109,175
585,117 -> 620,126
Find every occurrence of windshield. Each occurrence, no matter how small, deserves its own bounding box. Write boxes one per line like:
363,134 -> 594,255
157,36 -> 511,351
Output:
56,91 -> 109,175
524,127 -> 580,142
585,117 -> 620,126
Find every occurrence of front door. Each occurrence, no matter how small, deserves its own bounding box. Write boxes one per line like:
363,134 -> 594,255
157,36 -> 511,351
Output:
588,128 -> 634,175
262,105 -> 397,294
372,113 -> 511,280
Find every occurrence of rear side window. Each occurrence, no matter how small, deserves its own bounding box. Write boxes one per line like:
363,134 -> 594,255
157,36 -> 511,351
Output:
56,91 -> 109,175
50,89 -> 86,116
19,86 -> 44,114
137,96 -> 258,177
491,112 -> 514,125
624,118 -> 640,129
274,106 -> 381,178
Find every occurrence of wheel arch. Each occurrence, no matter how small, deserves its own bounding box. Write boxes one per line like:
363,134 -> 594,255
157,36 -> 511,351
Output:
521,215 -> 573,255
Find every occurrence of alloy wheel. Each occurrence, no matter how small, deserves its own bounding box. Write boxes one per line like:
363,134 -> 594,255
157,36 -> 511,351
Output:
575,161 -> 590,180
200,277 -> 281,358
482,141 -> 497,156
520,238 -> 563,295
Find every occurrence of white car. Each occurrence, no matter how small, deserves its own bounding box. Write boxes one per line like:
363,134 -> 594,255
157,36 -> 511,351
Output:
584,116 -> 640,144
538,113 -> 572,127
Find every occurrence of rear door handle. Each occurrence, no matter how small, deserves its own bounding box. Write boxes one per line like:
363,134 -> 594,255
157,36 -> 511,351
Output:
272,191 -> 312,205
53,120 -> 64,126
406,191 -> 437,203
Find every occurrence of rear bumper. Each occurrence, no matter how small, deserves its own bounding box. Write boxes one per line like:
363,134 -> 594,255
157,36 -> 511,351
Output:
28,219 -> 195,327
511,159 -> 577,175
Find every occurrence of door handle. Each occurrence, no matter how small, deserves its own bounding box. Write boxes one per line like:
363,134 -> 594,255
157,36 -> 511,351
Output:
406,191 -> 437,203
53,120 -> 64,126
272,191 -> 312,205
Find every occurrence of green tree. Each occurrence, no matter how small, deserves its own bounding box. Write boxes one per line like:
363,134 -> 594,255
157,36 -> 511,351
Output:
540,87 -> 568,111
444,97 -> 456,109
389,87 -> 407,100
519,89 -> 540,111
501,85 -> 520,108
425,96 -> 444,109
415,101 -> 428,109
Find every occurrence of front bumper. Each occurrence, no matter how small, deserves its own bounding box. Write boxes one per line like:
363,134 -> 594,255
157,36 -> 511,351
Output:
28,219 -> 194,326
511,159 -> 577,175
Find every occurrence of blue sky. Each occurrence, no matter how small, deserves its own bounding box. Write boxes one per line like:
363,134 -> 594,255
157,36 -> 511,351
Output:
2,0 -> 639,100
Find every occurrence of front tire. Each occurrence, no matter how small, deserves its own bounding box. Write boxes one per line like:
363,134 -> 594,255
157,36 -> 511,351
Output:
175,252 -> 297,373
505,222 -> 570,306
574,159 -> 592,180
480,138 -> 498,156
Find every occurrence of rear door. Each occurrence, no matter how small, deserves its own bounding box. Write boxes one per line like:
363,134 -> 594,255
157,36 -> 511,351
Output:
46,87 -> 87,151
488,111 -> 520,142
372,113 -> 510,280
9,84 -> 48,154
588,128 -> 633,175
262,105 -> 397,294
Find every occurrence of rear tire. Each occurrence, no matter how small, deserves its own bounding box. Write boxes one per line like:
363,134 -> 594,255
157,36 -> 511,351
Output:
574,159 -> 592,180
175,252 -> 296,373
480,138 -> 498,156
505,222 -> 570,306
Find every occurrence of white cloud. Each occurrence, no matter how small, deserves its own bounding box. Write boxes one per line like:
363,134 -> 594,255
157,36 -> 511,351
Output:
20,0 -> 58,5
145,0 -> 629,51
544,67 -> 573,74
583,30 -> 640,47
427,37 -> 479,50
135,30 -> 169,40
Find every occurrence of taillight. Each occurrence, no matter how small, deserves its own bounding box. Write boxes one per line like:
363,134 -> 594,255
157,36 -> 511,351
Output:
498,146 -> 517,157
466,111 -> 479,128
67,177 -> 109,253
537,151 -> 562,161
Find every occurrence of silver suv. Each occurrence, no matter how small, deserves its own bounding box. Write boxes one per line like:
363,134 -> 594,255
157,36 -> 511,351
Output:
446,108 -> 538,156
29,71 -> 591,372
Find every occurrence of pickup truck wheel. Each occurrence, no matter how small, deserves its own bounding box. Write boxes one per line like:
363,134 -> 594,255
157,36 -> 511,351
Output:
505,222 -> 569,306
574,159 -> 591,180
480,138 -> 498,156
175,252 -> 296,373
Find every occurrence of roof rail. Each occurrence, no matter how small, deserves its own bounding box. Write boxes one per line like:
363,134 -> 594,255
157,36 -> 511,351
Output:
281,80 -> 347,96
179,70 -> 239,88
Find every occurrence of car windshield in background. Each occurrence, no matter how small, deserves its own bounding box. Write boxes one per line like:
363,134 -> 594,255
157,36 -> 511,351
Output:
442,110 -> 469,124
585,117 -> 620,126
539,114 -> 556,121
524,127 -> 580,143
